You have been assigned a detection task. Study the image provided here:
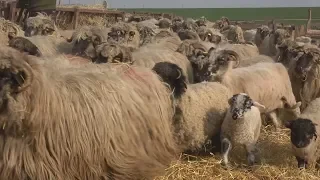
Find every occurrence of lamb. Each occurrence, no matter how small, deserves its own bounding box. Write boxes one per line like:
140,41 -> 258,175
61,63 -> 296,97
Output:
152,61 -> 231,154
285,97 -> 320,169
220,93 -> 265,167
211,61 -> 301,129
0,46 -> 179,180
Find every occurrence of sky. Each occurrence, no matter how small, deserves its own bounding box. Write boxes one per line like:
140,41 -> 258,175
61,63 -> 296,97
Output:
61,0 -> 320,8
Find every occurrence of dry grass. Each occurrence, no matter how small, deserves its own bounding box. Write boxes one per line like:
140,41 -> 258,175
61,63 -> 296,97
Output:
155,126 -> 320,180
55,5 -> 119,29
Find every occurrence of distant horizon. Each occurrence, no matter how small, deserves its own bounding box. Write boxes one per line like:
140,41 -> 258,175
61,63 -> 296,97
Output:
61,0 -> 320,9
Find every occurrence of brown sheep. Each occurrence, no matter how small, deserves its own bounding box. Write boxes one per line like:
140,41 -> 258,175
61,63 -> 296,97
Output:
0,46 -> 179,180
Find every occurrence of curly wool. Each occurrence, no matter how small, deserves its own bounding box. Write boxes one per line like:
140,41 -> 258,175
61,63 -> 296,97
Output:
0,47 -> 179,180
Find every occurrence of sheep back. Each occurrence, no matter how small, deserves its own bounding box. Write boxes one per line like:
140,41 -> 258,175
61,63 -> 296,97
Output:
175,82 -> 231,152
219,62 -> 297,113
0,47 -> 179,180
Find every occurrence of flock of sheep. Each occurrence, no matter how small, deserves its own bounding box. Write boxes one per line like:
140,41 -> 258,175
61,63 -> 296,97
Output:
0,12 -> 320,179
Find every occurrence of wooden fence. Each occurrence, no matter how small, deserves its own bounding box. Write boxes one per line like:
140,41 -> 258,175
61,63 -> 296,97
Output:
1,1 -> 320,38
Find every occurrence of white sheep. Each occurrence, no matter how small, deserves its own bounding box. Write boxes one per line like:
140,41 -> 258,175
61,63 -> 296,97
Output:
221,93 -> 265,167
285,97 -> 320,169
212,61 -> 301,130
153,61 -> 231,154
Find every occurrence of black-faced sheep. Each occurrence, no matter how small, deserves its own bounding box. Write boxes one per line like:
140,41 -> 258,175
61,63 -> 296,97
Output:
285,97 -> 320,169
221,93 -> 265,167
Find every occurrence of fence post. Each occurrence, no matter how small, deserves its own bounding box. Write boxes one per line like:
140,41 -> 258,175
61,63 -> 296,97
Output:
8,1 -> 17,22
73,7 -> 80,29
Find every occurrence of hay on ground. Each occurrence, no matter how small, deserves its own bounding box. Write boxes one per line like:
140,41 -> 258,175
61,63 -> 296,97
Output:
155,126 -> 320,180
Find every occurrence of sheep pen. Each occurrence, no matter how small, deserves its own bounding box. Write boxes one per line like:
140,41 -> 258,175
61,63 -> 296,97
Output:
2,5 -> 320,180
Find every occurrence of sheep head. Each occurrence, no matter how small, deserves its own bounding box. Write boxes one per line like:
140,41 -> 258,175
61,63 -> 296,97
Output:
138,26 -> 157,45
294,47 -> 320,81
212,49 -> 240,70
0,47 -> 36,136
95,43 -> 133,64
156,18 -> 171,29
177,29 -> 200,41
108,23 -> 137,43
285,118 -> 317,150
152,61 -> 187,99
24,14 -> 56,37
8,36 -> 42,57
71,28 -> 105,60
227,25 -> 245,43
256,25 -> 270,40
275,39 -> 303,66
213,17 -> 230,30
270,25 -> 295,46
228,93 -> 265,120
197,27 -> 222,44
177,42 -> 215,83
182,19 -> 199,31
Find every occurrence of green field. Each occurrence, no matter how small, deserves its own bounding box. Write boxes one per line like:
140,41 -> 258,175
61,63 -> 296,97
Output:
120,7 -> 320,25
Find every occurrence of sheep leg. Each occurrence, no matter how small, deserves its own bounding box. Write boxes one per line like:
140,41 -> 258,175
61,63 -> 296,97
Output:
245,143 -> 258,166
221,138 -> 232,167
268,111 -> 280,131
316,159 -> 320,169
296,156 -> 306,169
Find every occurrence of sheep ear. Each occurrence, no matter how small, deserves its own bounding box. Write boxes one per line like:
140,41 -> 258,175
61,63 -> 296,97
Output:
284,120 -> 294,129
252,101 -> 265,110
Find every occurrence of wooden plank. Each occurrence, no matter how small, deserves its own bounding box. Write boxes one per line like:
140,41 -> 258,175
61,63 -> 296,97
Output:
8,1 -> 16,21
56,7 -> 125,15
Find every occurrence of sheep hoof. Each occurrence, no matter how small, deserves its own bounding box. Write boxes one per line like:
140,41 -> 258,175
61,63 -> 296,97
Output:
221,162 -> 231,169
